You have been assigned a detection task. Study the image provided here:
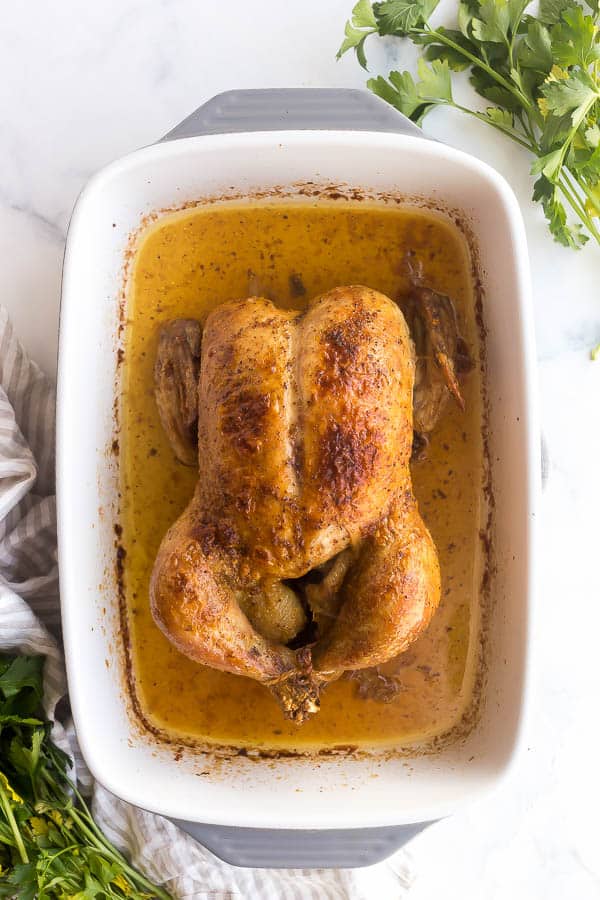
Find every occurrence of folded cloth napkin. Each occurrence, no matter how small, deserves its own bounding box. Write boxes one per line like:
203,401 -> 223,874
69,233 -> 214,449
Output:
0,305 -> 414,899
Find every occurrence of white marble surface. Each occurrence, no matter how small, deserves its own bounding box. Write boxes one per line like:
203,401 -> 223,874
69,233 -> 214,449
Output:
3,1 -> 600,897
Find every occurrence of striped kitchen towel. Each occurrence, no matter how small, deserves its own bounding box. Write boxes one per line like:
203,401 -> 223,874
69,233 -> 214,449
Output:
0,305 -> 414,899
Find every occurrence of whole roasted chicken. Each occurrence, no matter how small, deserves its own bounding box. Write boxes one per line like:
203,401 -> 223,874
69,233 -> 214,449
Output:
150,277 -> 467,722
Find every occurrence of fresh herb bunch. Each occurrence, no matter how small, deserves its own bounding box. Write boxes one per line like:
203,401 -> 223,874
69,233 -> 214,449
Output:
338,0 -> 600,249
0,655 -> 172,899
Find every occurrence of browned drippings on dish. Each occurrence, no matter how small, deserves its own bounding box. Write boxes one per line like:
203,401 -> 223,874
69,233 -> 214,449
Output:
120,200 -> 484,752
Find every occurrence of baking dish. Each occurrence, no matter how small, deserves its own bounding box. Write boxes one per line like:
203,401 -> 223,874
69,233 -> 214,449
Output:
57,89 -> 538,867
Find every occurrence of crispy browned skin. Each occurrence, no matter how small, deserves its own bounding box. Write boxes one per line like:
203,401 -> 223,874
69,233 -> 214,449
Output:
150,286 -> 441,721
312,499 -> 440,678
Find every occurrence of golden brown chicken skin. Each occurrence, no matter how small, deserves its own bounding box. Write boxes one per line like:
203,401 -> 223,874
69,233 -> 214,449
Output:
150,286 -> 442,721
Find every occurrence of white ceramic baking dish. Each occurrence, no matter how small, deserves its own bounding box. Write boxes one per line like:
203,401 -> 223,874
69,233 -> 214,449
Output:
57,89 -> 538,867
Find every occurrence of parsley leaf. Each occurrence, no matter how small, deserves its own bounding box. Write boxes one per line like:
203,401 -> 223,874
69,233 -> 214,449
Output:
471,0 -> 513,43
373,0 -> 440,35
585,124 -> 600,148
469,67 -> 524,110
368,60 -> 453,122
538,0 -> 580,26
417,57 -> 454,101
485,106 -> 515,127
415,27 -> 476,71
541,70 -> 598,119
533,175 -> 589,247
0,656 -> 44,718
552,6 -> 600,67
337,0 -> 378,67
340,0 -> 600,251
0,654 -> 173,899
517,21 -> 554,72
368,71 -> 423,117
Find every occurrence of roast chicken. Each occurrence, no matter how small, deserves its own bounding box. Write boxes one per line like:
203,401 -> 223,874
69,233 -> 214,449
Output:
150,280 -> 467,722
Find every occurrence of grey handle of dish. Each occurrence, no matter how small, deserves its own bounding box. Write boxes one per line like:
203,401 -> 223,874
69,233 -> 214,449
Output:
162,88 -> 425,141
169,819 -> 432,869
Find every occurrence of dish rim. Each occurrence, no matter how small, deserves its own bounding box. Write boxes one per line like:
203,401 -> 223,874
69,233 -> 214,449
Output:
57,128 -> 538,828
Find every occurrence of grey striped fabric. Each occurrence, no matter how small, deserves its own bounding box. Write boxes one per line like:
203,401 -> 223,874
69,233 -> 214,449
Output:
0,306 -> 413,899
0,306 -> 59,633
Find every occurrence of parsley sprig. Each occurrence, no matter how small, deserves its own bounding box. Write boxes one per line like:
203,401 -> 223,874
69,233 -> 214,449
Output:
338,0 -> 600,250
0,655 -> 172,899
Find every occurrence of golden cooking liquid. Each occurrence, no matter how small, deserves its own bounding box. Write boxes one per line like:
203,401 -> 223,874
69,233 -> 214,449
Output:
121,200 -> 483,751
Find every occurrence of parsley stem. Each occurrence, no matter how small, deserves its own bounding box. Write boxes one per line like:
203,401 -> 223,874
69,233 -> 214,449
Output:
39,766 -> 172,899
417,26 -> 532,112
0,781 -> 28,864
517,112 -> 538,147
558,174 -> 600,246
453,104 -> 534,150
578,177 -> 600,217
554,94 -> 600,179
38,843 -> 81,883
568,196 -> 600,246
67,807 -> 172,899
70,796 -> 169,898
